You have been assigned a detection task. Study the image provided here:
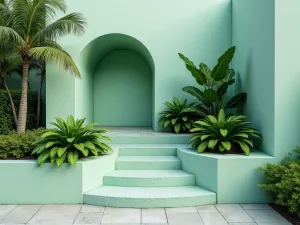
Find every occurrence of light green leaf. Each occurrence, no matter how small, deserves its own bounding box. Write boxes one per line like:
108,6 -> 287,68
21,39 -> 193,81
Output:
174,123 -> 181,134
50,147 -> 59,158
208,139 -> 218,149
84,141 -> 95,150
46,141 -> 56,149
66,137 -> 75,143
195,121 -> 211,127
171,118 -> 177,125
201,135 -> 210,141
220,129 -> 228,137
218,109 -> 226,122
67,115 -> 75,127
164,120 -> 170,128
236,140 -> 250,155
67,152 -> 78,165
219,145 -> 225,152
221,142 -> 231,150
37,151 -> 50,167
207,115 -> 218,123
41,131 -> 59,138
197,141 -> 208,153
182,116 -> 188,121
57,147 -> 67,157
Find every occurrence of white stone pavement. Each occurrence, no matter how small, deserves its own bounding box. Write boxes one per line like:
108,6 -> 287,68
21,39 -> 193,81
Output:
0,204 -> 292,225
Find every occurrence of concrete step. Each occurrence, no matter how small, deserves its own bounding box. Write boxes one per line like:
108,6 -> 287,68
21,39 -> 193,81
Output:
104,170 -> 195,187
118,148 -> 177,156
83,186 -> 216,208
116,156 -> 181,170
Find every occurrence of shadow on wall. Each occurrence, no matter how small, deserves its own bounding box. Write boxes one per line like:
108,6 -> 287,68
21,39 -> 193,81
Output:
79,33 -> 155,128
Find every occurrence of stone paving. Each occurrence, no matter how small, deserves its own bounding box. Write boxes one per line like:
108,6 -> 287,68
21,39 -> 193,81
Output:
0,204 -> 292,225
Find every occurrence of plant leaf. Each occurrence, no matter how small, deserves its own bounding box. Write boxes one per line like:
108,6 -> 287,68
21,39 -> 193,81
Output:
57,147 -> 67,157
197,141 -> 208,153
218,109 -> 226,122
174,123 -> 181,134
67,151 -> 78,165
236,140 -> 250,155
221,141 -> 231,150
182,86 -> 205,103
182,116 -> 188,121
203,89 -> 218,104
225,93 -> 247,109
171,118 -> 177,125
211,46 -> 236,81
208,139 -> 219,149
50,147 -> 59,158
220,129 -> 228,137
66,137 -> 75,143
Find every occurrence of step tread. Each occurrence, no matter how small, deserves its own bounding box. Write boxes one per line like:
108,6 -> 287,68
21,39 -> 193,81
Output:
105,170 -> 194,178
117,156 -> 180,162
84,186 -> 215,198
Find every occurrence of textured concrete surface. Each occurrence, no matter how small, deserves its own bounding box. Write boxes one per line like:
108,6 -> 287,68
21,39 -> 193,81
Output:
0,204 -> 291,225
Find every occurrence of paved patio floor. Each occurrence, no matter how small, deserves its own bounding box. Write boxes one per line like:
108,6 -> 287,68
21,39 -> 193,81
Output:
0,204 -> 291,225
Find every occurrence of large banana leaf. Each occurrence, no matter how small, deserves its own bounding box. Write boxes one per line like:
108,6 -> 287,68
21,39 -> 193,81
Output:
211,46 -> 235,81
225,93 -> 247,109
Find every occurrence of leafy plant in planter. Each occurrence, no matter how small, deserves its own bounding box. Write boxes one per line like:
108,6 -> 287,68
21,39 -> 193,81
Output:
178,46 -> 247,117
158,97 -> 197,133
189,109 -> 261,155
32,115 -> 112,167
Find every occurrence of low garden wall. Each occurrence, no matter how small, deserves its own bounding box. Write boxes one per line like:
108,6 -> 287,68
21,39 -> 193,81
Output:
177,148 -> 275,203
0,151 -> 118,204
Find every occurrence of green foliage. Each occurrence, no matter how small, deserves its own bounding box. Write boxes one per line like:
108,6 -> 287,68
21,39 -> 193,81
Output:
189,109 -> 261,155
32,115 -> 113,168
0,128 -> 44,159
0,89 -> 37,134
179,46 -> 247,117
259,148 -> 300,217
158,97 -> 198,133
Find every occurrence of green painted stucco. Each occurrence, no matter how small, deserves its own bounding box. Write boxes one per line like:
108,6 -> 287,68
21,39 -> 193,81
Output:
47,0 -> 232,130
232,0 -> 275,156
94,50 -> 152,126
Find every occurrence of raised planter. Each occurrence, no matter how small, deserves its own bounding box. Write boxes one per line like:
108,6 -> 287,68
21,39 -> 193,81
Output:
0,151 -> 118,204
177,148 -> 275,204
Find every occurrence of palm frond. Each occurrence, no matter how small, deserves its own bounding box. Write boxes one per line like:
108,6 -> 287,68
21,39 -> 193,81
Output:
29,46 -> 80,77
0,26 -> 26,48
32,13 -> 86,44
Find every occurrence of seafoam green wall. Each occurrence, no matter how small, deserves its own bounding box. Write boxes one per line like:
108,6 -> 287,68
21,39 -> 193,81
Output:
47,0 -> 232,130
94,50 -> 152,126
232,0 -> 275,155
274,0 -> 300,159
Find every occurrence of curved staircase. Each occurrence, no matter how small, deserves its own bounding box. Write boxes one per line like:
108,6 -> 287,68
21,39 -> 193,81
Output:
83,147 -> 216,208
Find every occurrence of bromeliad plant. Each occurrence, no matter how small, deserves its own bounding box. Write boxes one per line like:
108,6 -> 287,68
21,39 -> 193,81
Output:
158,97 -> 198,133
32,115 -> 112,167
189,109 -> 261,156
178,46 -> 247,117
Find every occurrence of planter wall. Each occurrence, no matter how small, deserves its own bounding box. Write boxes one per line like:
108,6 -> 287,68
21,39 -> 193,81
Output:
0,152 -> 118,204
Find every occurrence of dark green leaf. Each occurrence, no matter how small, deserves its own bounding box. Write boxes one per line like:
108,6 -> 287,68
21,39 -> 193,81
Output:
225,93 -> 247,109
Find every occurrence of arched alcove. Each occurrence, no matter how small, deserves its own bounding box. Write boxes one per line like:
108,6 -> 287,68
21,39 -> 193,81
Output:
80,33 -> 155,127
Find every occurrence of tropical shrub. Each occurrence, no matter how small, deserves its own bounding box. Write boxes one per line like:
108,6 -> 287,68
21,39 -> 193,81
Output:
259,148 -> 300,217
32,116 -> 112,167
158,97 -> 198,133
189,109 -> 261,155
0,90 -> 38,134
0,128 -> 44,159
179,46 -> 247,117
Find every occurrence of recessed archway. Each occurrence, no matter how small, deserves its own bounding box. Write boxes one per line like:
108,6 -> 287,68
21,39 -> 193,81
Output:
80,33 -> 155,127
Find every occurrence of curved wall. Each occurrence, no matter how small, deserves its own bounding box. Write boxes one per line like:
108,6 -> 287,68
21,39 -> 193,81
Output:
94,50 -> 153,126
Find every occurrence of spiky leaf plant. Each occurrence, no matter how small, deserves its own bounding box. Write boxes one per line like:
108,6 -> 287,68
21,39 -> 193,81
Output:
189,109 -> 261,155
158,97 -> 198,134
32,115 -> 112,167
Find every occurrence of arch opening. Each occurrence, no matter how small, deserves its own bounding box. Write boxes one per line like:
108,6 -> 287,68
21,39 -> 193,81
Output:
80,33 -> 155,128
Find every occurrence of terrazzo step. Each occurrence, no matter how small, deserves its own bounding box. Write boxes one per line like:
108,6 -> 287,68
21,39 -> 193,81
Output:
103,170 -> 195,187
83,186 -> 216,208
116,156 -> 181,170
118,148 -> 177,156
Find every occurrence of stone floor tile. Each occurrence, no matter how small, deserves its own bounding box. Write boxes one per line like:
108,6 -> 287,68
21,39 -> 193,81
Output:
240,204 -> 271,210
0,205 -> 17,219
143,224 -> 168,225
81,205 -> 104,213
27,204 -> 81,225
257,223 -> 292,225
216,204 -> 254,223
73,212 -> 102,224
165,207 -> 197,213
228,223 -> 257,225
142,208 -> 167,223
101,208 -> 141,223
0,205 -> 41,224
166,212 -> 203,225
196,205 -> 218,212
199,212 -> 228,225
246,209 -> 290,223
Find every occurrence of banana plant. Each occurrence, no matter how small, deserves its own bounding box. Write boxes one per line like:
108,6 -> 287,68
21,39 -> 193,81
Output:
178,46 -> 247,117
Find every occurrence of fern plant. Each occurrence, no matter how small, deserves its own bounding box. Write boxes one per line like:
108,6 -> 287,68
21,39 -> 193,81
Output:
158,97 -> 198,133
189,109 -> 261,155
32,115 -> 112,167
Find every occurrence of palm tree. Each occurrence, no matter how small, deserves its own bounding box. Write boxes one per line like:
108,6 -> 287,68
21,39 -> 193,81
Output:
0,0 -> 86,133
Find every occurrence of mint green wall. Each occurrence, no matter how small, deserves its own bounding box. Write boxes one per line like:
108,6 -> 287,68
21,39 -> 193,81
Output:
232,0 -> 275,155
274,0 -> 300,159
47,0 -> 232,130
94,50 -> 152,126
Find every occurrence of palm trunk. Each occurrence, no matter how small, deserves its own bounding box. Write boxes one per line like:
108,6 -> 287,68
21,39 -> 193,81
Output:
0,72 -> 18,127
36,62 -> 45,128
17,55 -> 29,134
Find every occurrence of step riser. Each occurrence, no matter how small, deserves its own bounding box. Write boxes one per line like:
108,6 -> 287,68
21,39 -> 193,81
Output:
103,176 -> 195,187
119,148 -> 177,156
116,161 -> 182,170
83,195 -> 216,208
